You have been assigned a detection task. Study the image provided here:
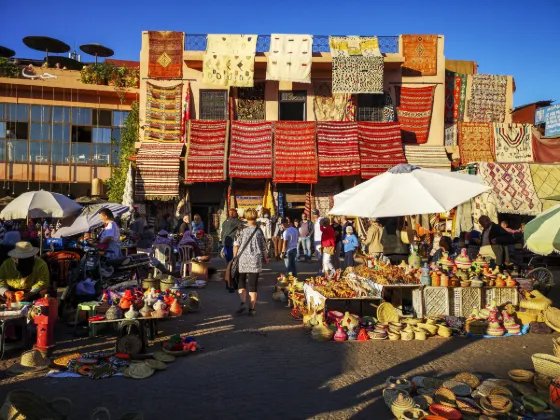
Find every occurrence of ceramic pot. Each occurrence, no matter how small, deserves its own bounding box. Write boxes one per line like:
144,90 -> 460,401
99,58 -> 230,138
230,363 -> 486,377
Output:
408,254 -> 421,270
169,299 -> 183,316
106,303 -> 123,320
334,326 -> 347,342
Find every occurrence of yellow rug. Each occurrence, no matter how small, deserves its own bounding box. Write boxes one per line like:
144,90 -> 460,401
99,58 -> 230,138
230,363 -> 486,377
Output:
530,164 -> 560,210
203,34 -> 257,87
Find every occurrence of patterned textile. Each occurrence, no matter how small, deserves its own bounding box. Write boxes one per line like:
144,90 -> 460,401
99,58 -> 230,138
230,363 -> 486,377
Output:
317,122 -> 360,177
332,56 -> 384,94
445,60 -> 478,75
274,121 -> 317,183
344,96 -> 356,121
530,164 -> 560,210
445,123 -> 458,147
203,35 -> 257,87
445,70 -> 467,123
145,83 -> 182,142
458,122 -> 495,165
383,92 -> 396,122
229,121 -> 273,178
314,178 -> 341,216
237,82 -> 266,120
478,162 -> 542,215
313,82 -> 348,121
266,34 -> 313,83
472,189 -> 498,232
402,35 -> 438,76
329,36 -> 382,57
494,123 -> 533,163
235,188 -> 265,210
395,85 -> 436,144
467,74 -> 508,123
135,142 -> 184,201
304,192 -> 312,218
185,120 -> 228,183
148,31 -> 184,79
404,146 -> 450,170
358,122 -> 407,178
532,128 -> 560,163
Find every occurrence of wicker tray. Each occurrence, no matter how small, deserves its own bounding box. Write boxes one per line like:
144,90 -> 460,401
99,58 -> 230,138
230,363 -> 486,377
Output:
423,287 -> 450,316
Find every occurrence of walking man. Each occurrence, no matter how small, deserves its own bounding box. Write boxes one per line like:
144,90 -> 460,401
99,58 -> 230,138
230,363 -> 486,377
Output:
298,213 -> 313,262
280,218 -> 299,277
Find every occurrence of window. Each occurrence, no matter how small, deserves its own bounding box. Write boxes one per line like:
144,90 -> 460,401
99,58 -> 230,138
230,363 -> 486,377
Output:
53,107 -> 70,123
52,125 -> 70,142
6,122 -> 28,140
0,104 -> 5,120
30,123 -> 51,141
9,141 -> 28,162
51,142 -> 71,163
93,127 -> 112,143
93,109 -> 112,127
71,143 -> 91,163
357,94 -> 386,122
72,126 -> 92,143
6,104 -> 29,122
0,122 -> 5,138
92,144 -> 111,165
0,141 -> 4,161
113,111 -> 129,127
278,91 -> 306,121
30,142 -> 51,163
72,108 -> 92,125
111,128 -> 121,143
31,105 -> 52,123
199,90 -> 228,120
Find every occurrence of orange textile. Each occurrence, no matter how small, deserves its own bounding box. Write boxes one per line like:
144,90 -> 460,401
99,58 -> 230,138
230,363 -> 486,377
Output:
148,31 -> 183,79
402,35 -> 438,76
458,122 -> 495,165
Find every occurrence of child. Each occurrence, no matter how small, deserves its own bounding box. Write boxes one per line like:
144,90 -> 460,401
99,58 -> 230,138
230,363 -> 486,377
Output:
342,226 -> 359,271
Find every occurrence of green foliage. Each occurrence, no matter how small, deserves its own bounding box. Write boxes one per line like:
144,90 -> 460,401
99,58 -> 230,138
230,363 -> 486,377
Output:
80,63 -> 139,88
0,58 -> 20,78
106,101 -> 139,203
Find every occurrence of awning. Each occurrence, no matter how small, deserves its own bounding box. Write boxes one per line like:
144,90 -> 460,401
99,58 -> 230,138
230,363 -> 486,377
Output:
404,145 -> 451,171
135,142 -> 184,201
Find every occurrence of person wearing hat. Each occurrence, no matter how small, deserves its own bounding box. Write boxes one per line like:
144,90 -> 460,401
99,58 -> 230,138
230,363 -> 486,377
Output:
0,241 -> 50,302
342,226 -> 359,271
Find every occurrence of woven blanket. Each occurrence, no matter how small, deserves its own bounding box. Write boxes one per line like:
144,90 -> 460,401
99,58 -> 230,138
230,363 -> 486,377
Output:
203,34 -> 257,87
445,70 -> 467,123
458,122 -> 495,165
329,36 -> 382,57
274,121 -> 317,183
358,122 -> 407,178
266,34 -> 313,83
314,178 -> 341,216
467,74 -> 508,123
313,82 -> 348,121
402,35 -> 438,76
478,162 -> 542,215
185,120 -> 228,183
396,85 -> 436,144
472,189 -> 498,231
532,129 -> 560,163
317,122 -> 360,177
148,31 -> 183,79
237,82 -> 265,120
530,164 -> 560,210
135,142 -> 184,201
404,146 -> 450,170
229,121 -> 273,178
494,123 -> 533,163
145,83 -> 182,142
332,56 -> 384,94
445,123 -> 458,147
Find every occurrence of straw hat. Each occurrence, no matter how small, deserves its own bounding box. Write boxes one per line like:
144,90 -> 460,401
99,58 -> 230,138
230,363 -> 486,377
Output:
7,350 -> 50,376
8,242 -> 39,259
153,351 -> 175,363
127,363 -> 155,379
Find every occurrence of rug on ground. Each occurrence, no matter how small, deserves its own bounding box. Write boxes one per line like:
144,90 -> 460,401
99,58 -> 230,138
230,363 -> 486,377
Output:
358,122 -> 407,178
404,146 -> 451,170
445,70 -> 467,123
396,85 -> 436,144
317,122 -> 360,177
266,34 -> 313,83
313,82 -> 348,121
478,162 -> 542,215
529,164 -> 560,211
467,74 -> 508,123
494,123 -> 533,163
458,122 -> 495,165
135,143 -> 184,201
401,34 -> 438,76
145,83 -> 182,142
274,121 -> 317,183
148,31 -> 184,79
237,82 -> 266,120
229,121 -> 273,178
185,120 -> 228,183
203,35 -> 257,87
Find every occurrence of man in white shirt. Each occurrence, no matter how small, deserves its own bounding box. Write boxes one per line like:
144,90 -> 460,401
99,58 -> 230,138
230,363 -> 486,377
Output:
280,218 -> 299,277
312,209 -> 323,264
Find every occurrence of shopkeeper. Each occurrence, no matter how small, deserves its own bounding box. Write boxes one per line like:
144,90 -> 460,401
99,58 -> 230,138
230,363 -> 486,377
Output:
0,241 -> 50,302
478,215 -> 514,267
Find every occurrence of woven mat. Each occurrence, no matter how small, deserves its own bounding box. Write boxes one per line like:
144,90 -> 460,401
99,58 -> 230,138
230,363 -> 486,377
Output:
472,189 -> 499,231
229,121 -> 273,179
494,123 -> 533,163
237,82 -> 266,120
314,178 -> 341,216
402,35 -> 438,76
404,146 -> 451,170
478,162 -> 542,215
203,35 -> 257,87
145,83 -> 182,142
467,74 -> 508,123
530,164 -> 560,210
396,85 -> 436,144
185,120 -> 228,183
317,122 -> 360,177
313,82 -> 348,121
445,70 -> 467,123
274,121 -> 317,183
332,56 -> 384,94
148,31 -> 183,79
532,129 -> 560,163
458,122 -> 495,165
135,142 -> 184,201
266,34 -> 313,83
358,122 -> 407,178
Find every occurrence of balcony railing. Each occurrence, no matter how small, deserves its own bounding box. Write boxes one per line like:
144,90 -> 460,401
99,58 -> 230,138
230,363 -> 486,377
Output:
185,34 -> 399,54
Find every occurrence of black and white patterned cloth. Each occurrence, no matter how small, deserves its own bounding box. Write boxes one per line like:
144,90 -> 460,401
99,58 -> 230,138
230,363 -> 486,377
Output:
234,226 -> 267,273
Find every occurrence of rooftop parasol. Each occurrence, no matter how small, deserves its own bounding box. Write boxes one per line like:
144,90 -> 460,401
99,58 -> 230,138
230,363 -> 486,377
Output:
44,56 -> 84,70
22,36 -> 70,60
80,43 -> 114,65
0,46 -> 16,58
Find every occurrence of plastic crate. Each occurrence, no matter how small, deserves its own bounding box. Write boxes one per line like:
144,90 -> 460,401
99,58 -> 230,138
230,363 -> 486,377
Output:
450,287 -> 483,317
483,287 -> 519,307
423,286 -> 450,316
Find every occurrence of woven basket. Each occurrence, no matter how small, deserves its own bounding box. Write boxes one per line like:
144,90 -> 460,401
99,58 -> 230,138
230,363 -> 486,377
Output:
465,319 -> 488,335
520,290 -> 552,311
141,277 -> 160,290
508,369 -> 534,383
454,372 -> 481,389
516,311 -> 538,326
434,387 -> 457,407
382,388 -> 407,408
479,395 -> 512,415
413,395 -> 433,410
401,330 -> 414,341
0,390 -> 70,420
489,386 -> 513,397
162,347 -> 191,357
456,397 -> 481,415
544,307 -> 560,333
414,329 -> 427,341
532,353 -> 560,378
418,323 -> 438,335
554,338 -> 560,358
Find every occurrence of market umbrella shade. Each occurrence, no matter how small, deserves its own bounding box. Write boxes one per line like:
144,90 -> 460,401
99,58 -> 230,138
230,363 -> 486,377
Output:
44,56 -> 84,70
23,36 -> 70,58
329,164 -> 491,218
0,46 -> 16,58
0,190 -> 82,219
79,43 -> 114,65
524,204 -> 560,255
53,203 -> 129,238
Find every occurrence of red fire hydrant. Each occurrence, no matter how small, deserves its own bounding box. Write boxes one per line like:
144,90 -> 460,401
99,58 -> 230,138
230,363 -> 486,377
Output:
33,295 -> 58,356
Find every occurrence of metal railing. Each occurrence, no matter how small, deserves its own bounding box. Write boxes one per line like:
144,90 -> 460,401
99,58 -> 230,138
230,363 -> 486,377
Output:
185,34 -> 399,54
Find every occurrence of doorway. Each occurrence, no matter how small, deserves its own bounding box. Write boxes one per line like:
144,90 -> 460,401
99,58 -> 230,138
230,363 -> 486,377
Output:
278,91 -> 307,121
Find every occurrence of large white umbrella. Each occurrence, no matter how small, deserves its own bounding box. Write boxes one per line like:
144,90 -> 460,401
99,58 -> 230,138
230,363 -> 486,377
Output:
53,203 -> 129,238
329,164 -> 491,218
0,190 -> 82,219
524,204 -> 560,255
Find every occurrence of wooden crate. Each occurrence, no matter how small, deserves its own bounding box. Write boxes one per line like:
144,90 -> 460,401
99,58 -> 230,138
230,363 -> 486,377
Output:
423,286 -> 450,316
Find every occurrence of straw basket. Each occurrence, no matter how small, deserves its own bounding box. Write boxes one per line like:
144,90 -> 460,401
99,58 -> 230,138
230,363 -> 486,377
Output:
553,338 -> 560,358
401,330 -> 414,341
0,390 -> 71,420
544,307 -> 560,333
454,372 -> 481,389
516,311 -> 538,326
532,353 -> 560,378
479,395 -> 512,415
162,347 -> 191,357
434,387 -> 457,407
456,398 -> 481,416
508,369 -> 534,383
489,386 -> 513,397
382,388 -> 407,407
520,290 -> 552,311
418,323 -> 438,335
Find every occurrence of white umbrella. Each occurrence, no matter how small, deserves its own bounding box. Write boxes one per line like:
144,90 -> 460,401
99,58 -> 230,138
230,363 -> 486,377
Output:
53,203 -> 129,238
524,204 -> 560,255
0,190 -> 82,219
329,164 -> 491,218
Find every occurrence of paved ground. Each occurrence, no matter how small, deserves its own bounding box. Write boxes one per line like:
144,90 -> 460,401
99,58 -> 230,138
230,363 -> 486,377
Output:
0,258 -> 559,419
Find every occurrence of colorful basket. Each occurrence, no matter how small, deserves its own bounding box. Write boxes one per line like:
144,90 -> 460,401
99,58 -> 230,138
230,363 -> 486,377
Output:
479,395 -> 512,415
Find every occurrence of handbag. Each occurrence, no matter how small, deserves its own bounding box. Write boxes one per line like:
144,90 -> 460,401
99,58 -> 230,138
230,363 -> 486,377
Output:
228,227 -> 261,289
399,218 -> 410,245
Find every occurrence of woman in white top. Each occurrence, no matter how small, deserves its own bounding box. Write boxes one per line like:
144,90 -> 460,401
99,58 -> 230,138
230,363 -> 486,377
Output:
98,208 -> 122,260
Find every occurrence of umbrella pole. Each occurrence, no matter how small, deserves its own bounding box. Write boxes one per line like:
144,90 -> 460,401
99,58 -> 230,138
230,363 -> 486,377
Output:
40,225 -> 43,255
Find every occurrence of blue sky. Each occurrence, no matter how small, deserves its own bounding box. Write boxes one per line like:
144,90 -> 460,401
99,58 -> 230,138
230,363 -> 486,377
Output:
3,0 -> 559,107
